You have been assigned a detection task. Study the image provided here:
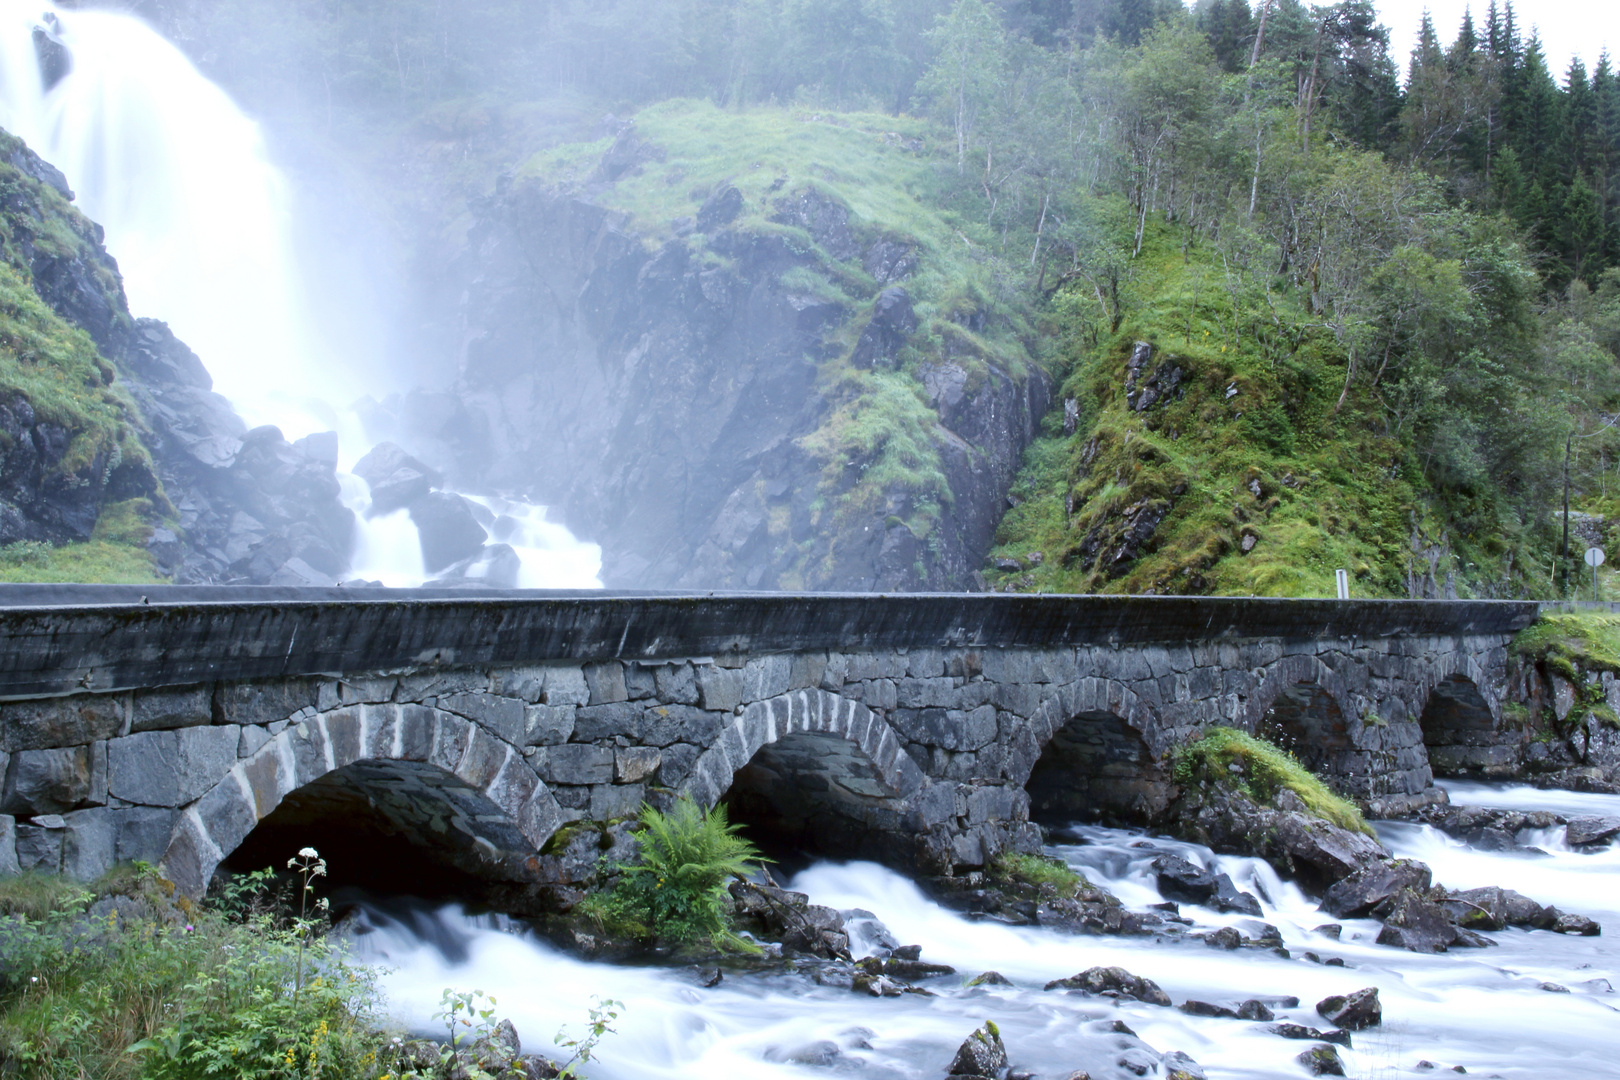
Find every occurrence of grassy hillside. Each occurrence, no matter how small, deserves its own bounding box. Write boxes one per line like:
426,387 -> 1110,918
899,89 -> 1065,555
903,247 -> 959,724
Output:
0,131 -> 165,583
987,209 -> 1572,599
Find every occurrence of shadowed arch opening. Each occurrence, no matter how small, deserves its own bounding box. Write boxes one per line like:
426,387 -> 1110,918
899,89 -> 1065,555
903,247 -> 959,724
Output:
1025,711 -> 1170,827
723,731 -> 905,868
161,703 -> 561,897
679,688 -> 925,870
1419,674 -> 1501,777
223,759 -> 529,897
1256,683 -> 1353,777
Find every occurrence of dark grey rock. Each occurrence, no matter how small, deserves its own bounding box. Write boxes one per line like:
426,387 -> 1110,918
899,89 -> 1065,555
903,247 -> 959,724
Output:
107,727 -> 237,807
354,442 -> 442,516
1566,816 -> 1620,847
1044,966 -> 1171,1006
131,685 -> 212,732
1320,859 -> 1431,920
1152,854 -> 1263,916
408,492 -> 488,574
1,746 -> 92,814
1297,1045 -> 1346,1076
947,1023 -> 1007,1077
1376,888 -> 1457,953
1315,987 -> 1381,1031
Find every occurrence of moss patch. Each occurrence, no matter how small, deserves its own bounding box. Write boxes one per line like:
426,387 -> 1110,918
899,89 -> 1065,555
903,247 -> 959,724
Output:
1172,727 -> 1372,836
1511,612 -> 1620,683
989,851 -> 1085,897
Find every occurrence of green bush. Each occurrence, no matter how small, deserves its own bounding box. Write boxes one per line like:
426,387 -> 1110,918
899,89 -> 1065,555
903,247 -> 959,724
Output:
584,797 -> 765,949
0,860 -> 384,1079
1172,727 -> 1372,836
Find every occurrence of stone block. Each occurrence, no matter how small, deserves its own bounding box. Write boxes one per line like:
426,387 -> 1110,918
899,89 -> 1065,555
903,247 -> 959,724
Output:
866,679 -> 898,711
656,743 -> 700,787
697,666 -> 743,712
821,653 -> 850,690
239,725 -> 272,758
0,815 -> 16,875
394,669 -> 488,703
524,704 -> 575,746
590,782 -> 646,821
655,663 -> 701,705
439,692 -> 526,745
215,679 -> 318,726
490,666 -> 547,703
114,807 -> 177,864
896,678 -> 958,709
584,662 -> 628,705
2,746 -> 92,814
551,784 -> 590,810
624,664 -> 658,700
543,744 -> 615,785
741,655 -> 792,702
315,677 -> 397,711
544,666 -> 590,707
88,741 -> 107,806
572,702 -> 642,741
905,649 -> 946,679
61,808 -> 116,881
1,695 -> 122,752
616,746 -> 661,783
16,819 -> 62,871
131,685 -> 213,732
193,772 -> 258,855
107,727 -> 238,807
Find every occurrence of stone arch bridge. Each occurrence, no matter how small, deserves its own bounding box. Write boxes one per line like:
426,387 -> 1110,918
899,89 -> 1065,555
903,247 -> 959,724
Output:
0,586 -> 1547,896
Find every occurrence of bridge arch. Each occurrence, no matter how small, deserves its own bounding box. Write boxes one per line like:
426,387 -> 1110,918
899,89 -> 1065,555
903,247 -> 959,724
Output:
160,703 -> 561,897
1024,710 -> 1171,827
680,688 -> 926,862
1418,671 -> 1511,777
1247,654 -> 1358,773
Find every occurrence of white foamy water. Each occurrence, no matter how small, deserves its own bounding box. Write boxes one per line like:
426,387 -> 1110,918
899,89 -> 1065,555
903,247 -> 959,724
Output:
0,4 -> 601,586
348,785 -> 1620,1080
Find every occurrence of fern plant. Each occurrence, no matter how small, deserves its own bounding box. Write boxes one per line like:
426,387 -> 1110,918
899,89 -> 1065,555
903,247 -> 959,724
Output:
588,797 -> 765,949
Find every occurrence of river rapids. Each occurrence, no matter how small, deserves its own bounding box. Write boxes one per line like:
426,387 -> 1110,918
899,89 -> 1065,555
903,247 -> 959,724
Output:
345,782 -> 1620,1080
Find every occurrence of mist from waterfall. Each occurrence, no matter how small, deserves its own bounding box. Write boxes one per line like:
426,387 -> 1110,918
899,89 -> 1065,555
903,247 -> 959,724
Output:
0,1 -> 601,588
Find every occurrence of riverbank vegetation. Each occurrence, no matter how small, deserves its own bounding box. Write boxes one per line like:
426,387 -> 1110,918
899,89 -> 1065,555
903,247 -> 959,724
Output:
1172,727 -> 1372,834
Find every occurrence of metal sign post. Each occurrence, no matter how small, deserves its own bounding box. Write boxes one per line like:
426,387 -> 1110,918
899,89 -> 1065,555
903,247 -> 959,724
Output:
1585,547 -> 1605,601
1334,568 -> 1349,600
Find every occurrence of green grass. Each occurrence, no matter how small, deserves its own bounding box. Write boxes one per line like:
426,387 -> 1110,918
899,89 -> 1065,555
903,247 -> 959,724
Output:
989,852 -> 1084,897
0,498 -> 162,583
1172,727 -> 1373,835
1512,612 -> 1620,681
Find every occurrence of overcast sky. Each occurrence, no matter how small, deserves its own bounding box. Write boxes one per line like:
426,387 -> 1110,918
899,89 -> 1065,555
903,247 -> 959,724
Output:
1375,1 -> 1615,79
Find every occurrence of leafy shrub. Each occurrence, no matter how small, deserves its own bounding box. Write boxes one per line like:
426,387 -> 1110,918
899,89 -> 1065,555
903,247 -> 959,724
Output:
584,797 -> 765,949
1172,727 -> 1372,835
0,858 -> 383,1079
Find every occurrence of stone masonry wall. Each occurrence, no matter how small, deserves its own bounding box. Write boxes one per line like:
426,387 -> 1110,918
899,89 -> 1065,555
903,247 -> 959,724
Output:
0,625 -> 1517,896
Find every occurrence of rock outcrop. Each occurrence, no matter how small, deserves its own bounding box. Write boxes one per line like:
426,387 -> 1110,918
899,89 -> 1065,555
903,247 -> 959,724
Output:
0,128 -> 353,584
376,132 -> 1048,591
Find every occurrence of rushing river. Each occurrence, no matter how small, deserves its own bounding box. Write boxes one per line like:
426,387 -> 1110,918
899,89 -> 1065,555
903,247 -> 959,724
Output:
347,783 -> 1620,1080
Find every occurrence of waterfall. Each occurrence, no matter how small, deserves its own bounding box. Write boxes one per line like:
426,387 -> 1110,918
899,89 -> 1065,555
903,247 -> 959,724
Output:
0,1 -> 601,588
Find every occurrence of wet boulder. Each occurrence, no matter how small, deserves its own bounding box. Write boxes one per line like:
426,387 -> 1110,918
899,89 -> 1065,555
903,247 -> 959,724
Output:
1297,1045 -> 1347,1076
1565,816 -> 1620,848
1237,1000 -> 1275,1021
1439,885 -> 1546,931
947,1021 -> 1007,1077
1151,854 -> 1263,916
728,880 -> 849,958
1162,1051 -> 1206,1080
353,441 -> 443,516
1315,987 -> 1381,1031
1537,908 -> 1602,936
1180,1000 -> 1238,1018
408,492 -> 489,574
1270,1023 -> 1351,1046
1320,859 -> 1432,920
1044,966 -> 1171,1006
1375,888 -> 1457,953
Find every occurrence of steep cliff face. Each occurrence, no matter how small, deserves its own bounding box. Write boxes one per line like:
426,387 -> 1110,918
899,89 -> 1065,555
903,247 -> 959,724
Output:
383,105 -> 1049,591
0,130 -> 352,584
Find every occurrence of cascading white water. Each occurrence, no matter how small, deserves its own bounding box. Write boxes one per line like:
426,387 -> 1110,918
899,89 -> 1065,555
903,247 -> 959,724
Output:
347,783 -> 1620,1080
0,2 -> 602,587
